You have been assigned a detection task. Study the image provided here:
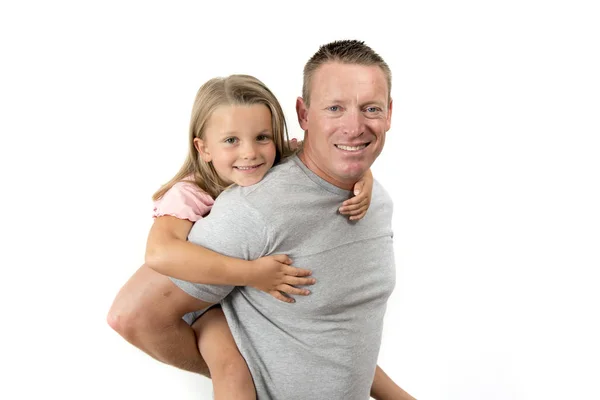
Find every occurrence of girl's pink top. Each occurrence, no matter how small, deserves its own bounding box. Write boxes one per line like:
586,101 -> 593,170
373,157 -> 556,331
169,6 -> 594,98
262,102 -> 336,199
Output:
152,179 -> 214,222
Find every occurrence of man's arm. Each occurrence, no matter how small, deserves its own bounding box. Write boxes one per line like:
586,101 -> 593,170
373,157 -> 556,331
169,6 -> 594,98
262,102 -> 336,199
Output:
371,365 -> 416,400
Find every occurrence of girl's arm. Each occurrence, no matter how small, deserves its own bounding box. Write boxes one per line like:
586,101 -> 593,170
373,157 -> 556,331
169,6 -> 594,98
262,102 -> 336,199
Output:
338,168 -> 374,221
145,216 -> 315,303
145,215 -> 246,285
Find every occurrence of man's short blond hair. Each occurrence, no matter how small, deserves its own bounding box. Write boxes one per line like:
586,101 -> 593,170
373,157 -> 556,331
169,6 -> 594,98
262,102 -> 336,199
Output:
302,40 -> 392,107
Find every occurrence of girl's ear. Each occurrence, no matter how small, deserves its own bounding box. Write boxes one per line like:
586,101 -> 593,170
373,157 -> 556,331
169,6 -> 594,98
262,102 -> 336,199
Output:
194,138 -> 212,162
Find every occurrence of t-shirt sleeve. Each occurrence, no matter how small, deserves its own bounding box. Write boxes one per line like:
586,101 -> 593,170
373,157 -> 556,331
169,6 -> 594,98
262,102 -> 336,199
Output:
152,181 -> 214,222
170,189 -> 270,304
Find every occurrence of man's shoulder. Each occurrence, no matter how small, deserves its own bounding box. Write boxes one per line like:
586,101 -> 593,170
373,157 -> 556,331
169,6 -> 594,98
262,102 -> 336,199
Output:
189,182 -> 271,258
373,178 -> 393,205
209,158 -> 300,215
221,157 -> 302,199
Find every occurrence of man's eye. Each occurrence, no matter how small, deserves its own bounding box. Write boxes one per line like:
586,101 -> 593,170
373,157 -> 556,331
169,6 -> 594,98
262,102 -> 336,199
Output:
366,107 -> 381,113
328,106 -> 340,112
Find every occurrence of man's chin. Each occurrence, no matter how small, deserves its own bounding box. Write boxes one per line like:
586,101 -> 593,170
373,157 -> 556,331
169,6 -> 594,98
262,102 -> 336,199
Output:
339,165 -> 369,180
335,171 -> 369,187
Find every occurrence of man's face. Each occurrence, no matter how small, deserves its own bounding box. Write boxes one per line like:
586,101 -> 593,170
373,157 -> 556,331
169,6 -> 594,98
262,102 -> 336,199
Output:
297,62 -> 392,189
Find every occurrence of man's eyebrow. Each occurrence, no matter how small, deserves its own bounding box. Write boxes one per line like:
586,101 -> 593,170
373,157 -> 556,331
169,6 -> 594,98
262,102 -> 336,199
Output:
321,98 -> 345,105
360,100 -> 386,106
320,98 -> 387,108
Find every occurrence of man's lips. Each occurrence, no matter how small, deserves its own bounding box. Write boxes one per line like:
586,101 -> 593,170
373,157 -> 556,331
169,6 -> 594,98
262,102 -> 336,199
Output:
334,143 -> 369,151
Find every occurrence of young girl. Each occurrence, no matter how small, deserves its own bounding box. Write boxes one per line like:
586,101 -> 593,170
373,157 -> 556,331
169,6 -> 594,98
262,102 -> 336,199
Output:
145,74 -> 373,399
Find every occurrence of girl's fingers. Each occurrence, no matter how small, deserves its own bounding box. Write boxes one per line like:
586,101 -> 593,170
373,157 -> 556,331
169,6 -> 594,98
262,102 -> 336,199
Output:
349,211 -> 367,221
284,275 -> 316,286
271,291 -> 295,303
354,180 -> 364,190
272,254 -> 292,264
277,284 -> 310,296
339,203 -> 367,214
341,194 -> 368,208
283,265 -> 312,276
341,206 -> 368,216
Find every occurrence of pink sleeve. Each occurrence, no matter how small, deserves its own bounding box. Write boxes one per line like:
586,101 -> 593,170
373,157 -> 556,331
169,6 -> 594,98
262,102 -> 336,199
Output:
153,181 -> 214,222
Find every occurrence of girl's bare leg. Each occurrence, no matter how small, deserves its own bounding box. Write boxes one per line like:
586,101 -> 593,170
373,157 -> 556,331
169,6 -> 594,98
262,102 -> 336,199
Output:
192,307 -> 256,400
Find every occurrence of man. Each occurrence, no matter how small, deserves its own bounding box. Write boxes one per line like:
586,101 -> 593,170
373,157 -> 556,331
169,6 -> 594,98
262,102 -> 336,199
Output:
108,40 -> 414,399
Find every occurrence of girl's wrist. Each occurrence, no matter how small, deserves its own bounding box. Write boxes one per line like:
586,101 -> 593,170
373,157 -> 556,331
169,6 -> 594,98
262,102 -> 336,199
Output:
225,258 -> 254,286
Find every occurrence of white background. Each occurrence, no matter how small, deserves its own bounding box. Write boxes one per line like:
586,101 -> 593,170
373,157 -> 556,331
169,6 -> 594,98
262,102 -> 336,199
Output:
1,1 -> 599,399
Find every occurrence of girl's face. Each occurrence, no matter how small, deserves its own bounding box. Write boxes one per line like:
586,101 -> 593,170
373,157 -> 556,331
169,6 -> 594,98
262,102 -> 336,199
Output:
195,104 -> 277,187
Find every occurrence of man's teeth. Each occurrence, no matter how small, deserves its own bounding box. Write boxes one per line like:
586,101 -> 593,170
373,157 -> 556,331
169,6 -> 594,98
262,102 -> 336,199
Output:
336,144 -> 367,151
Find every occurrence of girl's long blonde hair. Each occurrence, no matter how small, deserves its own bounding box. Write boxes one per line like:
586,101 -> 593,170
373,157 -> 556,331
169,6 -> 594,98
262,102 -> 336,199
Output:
153,74 -> 290,201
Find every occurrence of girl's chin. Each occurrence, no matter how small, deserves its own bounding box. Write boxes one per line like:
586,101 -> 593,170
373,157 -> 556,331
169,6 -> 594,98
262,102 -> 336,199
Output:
232,176 -> 265,187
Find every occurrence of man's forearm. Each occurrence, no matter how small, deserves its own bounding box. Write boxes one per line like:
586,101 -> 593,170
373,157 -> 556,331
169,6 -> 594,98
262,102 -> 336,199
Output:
371,365 -> 416,400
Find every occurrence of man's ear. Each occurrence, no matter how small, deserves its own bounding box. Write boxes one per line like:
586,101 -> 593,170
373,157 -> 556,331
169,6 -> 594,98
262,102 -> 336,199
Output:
193,138 -> 212,162
296,97 -> 309,131
386,98 -> 393,131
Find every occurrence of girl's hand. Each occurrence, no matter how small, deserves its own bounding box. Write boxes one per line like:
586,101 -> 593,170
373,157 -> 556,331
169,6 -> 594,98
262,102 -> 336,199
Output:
339,169 -> 373,221
247,254 -> 315,303
288,138 -> 303,151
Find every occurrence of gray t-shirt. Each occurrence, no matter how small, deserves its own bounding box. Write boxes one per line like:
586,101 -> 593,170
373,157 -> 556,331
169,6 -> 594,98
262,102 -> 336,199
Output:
172,155 -> 396,399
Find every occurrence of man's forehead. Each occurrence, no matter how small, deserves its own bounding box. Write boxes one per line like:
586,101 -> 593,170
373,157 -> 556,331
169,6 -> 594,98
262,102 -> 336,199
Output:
311,63 -> 388,103
314,80 -> 388,105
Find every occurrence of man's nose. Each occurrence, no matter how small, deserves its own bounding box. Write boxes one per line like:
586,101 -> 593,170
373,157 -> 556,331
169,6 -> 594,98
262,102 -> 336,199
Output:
341,110 -> 364,137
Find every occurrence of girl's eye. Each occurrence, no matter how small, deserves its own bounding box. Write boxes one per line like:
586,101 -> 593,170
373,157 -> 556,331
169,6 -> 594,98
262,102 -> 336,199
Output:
257,134 -> 272,142
224,137 -> 238,144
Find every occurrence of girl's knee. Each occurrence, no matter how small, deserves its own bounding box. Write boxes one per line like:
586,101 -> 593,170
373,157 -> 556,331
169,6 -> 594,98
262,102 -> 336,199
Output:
214,350 -> 249,378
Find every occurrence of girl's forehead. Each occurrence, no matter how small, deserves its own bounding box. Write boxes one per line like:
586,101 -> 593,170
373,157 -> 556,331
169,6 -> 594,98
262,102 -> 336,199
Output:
205,104 -> 272,136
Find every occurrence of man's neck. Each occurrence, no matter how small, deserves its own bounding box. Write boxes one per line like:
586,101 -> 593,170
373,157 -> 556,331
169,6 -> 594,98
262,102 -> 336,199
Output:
297,150 -> 356,190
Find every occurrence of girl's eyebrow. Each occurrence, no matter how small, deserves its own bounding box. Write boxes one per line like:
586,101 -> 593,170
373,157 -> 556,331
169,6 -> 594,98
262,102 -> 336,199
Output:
218,129 -> 273,137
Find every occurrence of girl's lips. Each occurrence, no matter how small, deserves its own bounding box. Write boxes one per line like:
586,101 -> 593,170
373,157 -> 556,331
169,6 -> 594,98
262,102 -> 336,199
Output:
234,163 -> 264,172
